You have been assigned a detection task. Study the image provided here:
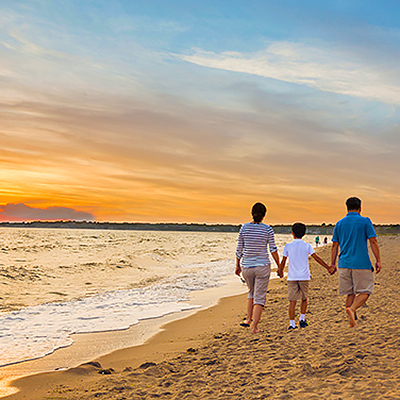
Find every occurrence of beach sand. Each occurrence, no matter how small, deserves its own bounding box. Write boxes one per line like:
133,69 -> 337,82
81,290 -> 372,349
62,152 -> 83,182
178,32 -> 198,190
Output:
4,236 -> 400,399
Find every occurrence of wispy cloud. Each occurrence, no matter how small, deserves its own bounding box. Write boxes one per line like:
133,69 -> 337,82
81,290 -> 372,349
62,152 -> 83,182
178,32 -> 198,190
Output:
179,41 -> 400,105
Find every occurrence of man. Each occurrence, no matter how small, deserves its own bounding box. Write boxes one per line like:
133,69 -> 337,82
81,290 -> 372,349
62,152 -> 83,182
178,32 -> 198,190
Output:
330,197 -> 381,327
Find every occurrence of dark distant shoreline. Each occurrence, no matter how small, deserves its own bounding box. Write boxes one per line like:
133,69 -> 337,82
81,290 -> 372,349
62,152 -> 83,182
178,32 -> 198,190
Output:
0,220 -> 399,234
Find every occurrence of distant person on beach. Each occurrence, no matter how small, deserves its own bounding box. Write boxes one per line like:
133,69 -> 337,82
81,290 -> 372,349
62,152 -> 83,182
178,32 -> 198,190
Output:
315,236 -> 320,246
324,237 -> 328,245
235,202 -> 280,333
330,197 -> 381,327
277,223 -> 334,330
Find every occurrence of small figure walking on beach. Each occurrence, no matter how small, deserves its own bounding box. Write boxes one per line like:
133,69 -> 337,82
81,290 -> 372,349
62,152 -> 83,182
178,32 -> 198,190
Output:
235,202 -> 280,333
330,197 -> 381,327
315,236 -> 320,246
277,223 -> 334,330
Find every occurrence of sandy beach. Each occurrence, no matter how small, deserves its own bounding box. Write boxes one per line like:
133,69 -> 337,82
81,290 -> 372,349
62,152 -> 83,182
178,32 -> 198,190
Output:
4,235 -> 400,399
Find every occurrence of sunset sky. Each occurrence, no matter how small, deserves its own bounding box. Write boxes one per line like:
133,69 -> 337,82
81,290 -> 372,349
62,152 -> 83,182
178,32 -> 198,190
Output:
1,1 -> 400,224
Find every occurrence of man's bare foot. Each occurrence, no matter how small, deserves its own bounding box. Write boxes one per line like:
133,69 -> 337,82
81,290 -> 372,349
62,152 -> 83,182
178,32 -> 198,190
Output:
252,327 -> 260,333
346,307 -> 356,327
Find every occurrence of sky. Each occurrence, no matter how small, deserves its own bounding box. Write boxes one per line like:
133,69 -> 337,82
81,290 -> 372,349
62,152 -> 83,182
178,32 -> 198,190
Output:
1,0 -> 400,224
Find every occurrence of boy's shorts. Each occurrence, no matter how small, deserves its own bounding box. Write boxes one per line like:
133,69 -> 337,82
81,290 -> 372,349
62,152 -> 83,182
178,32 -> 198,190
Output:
339,268 -> 374,295
288,280 -> 309,301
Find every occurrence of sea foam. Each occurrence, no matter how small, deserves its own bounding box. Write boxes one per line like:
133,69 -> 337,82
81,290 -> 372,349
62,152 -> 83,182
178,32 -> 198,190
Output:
0,259 -> 232,367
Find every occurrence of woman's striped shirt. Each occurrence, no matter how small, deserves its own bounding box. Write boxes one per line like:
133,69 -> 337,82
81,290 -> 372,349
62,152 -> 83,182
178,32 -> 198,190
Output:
236,222 -> 278,268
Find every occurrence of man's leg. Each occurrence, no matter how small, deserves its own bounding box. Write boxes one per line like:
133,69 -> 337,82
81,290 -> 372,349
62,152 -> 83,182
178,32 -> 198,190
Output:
346,269 -> 374,327
346,294 -> 355,308
345,294 -> 356,323
346,293 -> 369,327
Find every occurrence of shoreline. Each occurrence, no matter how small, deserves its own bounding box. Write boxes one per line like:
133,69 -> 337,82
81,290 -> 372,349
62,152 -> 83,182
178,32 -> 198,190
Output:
0,274 -> 249,398
3,290 -> 253,399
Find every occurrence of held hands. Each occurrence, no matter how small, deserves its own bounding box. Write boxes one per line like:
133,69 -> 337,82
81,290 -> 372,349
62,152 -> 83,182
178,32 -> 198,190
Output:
327,264 -> 337,275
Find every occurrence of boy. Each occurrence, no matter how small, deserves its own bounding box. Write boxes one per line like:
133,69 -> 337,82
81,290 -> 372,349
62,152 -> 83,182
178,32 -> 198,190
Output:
277,223 -> 334,329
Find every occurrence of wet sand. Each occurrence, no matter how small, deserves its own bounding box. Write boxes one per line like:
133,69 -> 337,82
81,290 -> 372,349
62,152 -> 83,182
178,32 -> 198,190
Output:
5,236 -> 400,399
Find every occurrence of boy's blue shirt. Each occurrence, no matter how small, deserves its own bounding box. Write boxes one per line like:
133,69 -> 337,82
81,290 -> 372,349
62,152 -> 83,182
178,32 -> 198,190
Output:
332,212 -> 376,270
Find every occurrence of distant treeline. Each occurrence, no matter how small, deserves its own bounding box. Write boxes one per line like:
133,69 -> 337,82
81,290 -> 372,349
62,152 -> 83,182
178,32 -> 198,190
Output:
0,220 -> 239,232
0,220 -> 399,235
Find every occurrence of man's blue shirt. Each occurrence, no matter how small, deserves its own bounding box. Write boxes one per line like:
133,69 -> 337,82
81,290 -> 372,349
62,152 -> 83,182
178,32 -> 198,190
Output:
332,212 -> 376,269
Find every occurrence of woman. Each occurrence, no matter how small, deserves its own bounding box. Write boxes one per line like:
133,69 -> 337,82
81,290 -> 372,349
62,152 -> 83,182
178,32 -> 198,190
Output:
235,202 -> 280,333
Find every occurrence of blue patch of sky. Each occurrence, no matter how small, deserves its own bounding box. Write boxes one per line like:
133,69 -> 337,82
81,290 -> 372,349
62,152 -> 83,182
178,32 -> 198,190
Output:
3,0 -> 400,60
2,0 -> 400,127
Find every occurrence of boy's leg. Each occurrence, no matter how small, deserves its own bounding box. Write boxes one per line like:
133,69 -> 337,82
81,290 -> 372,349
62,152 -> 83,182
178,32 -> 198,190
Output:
288,301 -> 297,328
288,301 -> 297,320
299,299 -> 308,327
300,298 -> 308,315
287,281 -> 301,328
298,281 -> 309,327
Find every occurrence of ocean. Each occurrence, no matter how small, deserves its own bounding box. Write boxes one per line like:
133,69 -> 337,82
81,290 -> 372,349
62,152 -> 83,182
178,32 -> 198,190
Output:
0,228 -> 329,368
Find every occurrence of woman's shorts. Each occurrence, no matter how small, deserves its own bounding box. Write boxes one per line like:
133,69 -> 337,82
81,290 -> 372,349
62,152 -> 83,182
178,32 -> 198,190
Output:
242,265 -> 271,306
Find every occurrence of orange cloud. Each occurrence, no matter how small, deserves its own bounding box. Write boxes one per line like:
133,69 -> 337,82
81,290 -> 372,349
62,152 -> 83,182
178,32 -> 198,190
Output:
0,203 -> 94,222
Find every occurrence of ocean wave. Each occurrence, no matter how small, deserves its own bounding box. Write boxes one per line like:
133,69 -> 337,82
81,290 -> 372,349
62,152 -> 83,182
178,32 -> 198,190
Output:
0,259 -> 233,367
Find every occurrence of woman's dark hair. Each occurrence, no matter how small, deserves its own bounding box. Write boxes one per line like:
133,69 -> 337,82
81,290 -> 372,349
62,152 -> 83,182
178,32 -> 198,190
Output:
346,197 -> 361,211
292,222 -> 306,238
251,202 -> 267,223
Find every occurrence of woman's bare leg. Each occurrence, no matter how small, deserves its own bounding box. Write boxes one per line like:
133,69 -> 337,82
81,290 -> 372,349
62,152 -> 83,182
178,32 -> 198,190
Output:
252,304 -> 263,333
245,298 -> 254,324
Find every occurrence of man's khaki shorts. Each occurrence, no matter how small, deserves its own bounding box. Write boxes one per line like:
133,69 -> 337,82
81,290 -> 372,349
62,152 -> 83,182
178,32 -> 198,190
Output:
339,268 -> 374,295
287,280 -> 309,301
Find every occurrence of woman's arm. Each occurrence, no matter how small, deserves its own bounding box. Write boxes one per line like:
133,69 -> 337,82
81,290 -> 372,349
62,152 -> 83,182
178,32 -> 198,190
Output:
271,250 -> 280,269
235,257 -> 241,276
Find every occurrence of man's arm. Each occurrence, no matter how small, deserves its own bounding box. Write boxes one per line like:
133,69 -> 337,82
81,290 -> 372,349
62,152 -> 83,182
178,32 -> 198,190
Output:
369,237 -> 381,273
330,241 -> 339,271
311,253 -> 335,274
